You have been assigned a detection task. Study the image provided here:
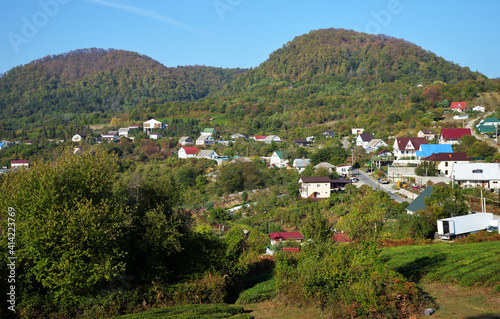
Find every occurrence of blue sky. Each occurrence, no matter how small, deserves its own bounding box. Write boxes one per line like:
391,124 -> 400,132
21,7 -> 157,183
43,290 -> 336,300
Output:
1,0 -> 500,78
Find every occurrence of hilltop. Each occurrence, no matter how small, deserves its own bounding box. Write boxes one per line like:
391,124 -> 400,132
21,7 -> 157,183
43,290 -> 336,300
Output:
0,48 -> 245,129
0,29 -> 497,138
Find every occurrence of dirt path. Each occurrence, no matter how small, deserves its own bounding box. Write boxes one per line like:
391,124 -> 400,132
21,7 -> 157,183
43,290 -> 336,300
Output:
465,112 -> 500,150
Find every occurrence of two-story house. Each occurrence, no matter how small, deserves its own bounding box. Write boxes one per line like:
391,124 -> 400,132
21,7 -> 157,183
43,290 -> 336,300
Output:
270,151 -> 289,168
393,137 -> 427,164
178,147 -> 199,159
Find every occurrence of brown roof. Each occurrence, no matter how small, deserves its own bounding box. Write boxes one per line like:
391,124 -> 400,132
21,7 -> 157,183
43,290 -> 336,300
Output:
299,177 -> 332,183
396,137 -> 427,151
421,152 -> 472,162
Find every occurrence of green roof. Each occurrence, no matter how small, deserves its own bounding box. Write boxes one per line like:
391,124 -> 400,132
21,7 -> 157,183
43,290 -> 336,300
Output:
481,117 -> 500,124
479,126 -> 498,134
202,128 -> 215,133
274,151 -> 287,159
406,186 -> 433,213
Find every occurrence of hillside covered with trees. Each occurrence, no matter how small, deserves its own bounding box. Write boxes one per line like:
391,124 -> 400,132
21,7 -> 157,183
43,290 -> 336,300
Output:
0,48 -> 245,129
0,28 -> 498,140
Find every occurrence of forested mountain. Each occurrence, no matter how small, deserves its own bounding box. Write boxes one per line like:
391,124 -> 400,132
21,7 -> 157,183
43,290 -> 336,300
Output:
197,28 -> 494,137
0,48 -> 245,129
0,29 -> 497,137
224,28 -> 482,93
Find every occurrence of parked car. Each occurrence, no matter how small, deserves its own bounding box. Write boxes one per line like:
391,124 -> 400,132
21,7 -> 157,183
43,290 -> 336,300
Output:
379,178 -> 389,184
350,177 -> 359,183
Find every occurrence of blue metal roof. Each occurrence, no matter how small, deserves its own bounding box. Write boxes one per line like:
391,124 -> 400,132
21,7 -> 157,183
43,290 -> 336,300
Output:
416,144 -> 453,157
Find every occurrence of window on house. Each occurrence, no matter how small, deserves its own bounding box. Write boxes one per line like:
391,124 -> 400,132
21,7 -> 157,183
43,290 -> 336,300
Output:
445,162 -> 448,167
472,169 -> 483,174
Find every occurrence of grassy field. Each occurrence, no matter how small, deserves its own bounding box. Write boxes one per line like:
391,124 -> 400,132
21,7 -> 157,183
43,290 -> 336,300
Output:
381,241 -> 500,290
114,241 -> 500,318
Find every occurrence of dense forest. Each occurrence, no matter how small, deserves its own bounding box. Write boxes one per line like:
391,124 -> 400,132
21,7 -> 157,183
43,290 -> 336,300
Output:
0,48 -> 245,129
0,29 -> 498,140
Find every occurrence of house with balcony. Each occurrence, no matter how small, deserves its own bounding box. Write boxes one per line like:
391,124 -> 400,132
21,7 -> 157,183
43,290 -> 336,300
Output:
393,137 -> 427,165
143,119 -> 166,135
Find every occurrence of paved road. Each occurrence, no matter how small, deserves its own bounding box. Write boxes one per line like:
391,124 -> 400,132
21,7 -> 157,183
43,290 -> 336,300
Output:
353,169 -> 410,203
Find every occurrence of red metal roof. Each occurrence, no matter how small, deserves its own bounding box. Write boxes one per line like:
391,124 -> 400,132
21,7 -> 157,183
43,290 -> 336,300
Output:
11,160 -> 29,164
254,135 -> 266,140
396,137 -> 427,151
440,128 -> 471,139
334,232 -> 352,243
421,152 -> 472,161
269,232 -> 303,240
450,101 -> 467,110
282,247 -> 300,253
181,147 -> 199,154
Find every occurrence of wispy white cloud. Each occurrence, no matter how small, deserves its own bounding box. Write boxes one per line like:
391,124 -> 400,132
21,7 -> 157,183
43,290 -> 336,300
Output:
85,0 -> 211,36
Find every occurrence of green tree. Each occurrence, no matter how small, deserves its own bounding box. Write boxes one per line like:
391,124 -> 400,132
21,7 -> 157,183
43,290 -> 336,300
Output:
415,161 -> 438,176
0,148 -> 127,308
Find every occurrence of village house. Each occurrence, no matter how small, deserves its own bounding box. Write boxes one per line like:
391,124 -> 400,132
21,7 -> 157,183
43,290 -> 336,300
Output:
351,128 -> 364,135
393,137 -> 427,164
72,134 -> 87,142
452,163 -> 500,190
149,133 -> 162,140
11,160 -> 29,169
314,162 -> 336,173
270,151 -> 289,168
356,133 -> 374,147
118,128 -> 131,137
178,146 -> 199,159
405,186 -> 433,215
334,232 -> 352,243
263,135 -> 282,144
0,140 -> 14,151
230,133 -> 246,139
201,128 -> 216,137
178,136 -> 193,146
421,152 -> 472,177
292,158 -> 311,173
439,128 -> 471,145
128,124 -> 141,130
299,176 -> 333,199
101,132 -> 119,143
336,165 -> 351,177
322,131 -> 335,138
197,150 -> 218,160
417,130 -> 437,140
415,144 -> 453,159
251,135 -> 267,142
196,134 -> 215,146
472,105 -> 486,112
269,232 -> 303,246
292,138 -> 310,147
450,101 -> 467,112
364,139 -> 387,153
143,119 -> 166,135
476,117 -> 500,137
